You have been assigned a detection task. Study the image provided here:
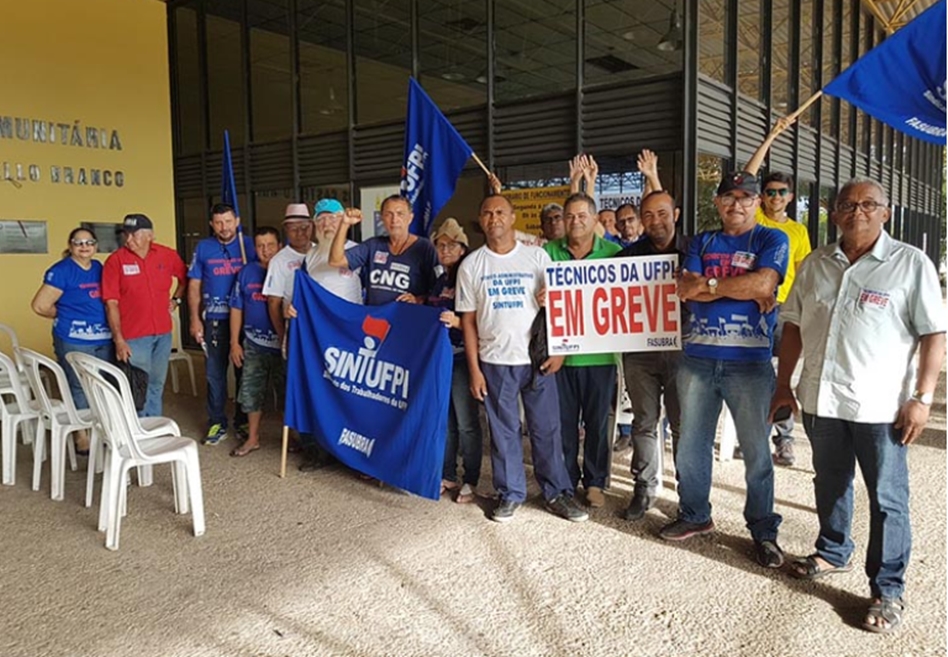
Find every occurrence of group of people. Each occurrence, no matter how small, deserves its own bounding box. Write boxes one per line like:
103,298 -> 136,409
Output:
28,119 -> 944,636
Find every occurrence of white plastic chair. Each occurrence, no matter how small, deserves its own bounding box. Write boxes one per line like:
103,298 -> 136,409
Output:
70,353 -> 205,551
0,352 -> 41,486
168,312 -> 197,396
66,352 -> 181,507
0,323 -> 51,391
17,347 -> 90,501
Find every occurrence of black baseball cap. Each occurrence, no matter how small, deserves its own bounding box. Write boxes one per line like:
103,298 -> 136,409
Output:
717,171 -> 760,196
122,214 -> 154,232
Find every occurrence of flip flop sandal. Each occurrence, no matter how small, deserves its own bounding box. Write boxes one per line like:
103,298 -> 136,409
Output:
790,554 -> 854,580
862,597 -> 905,634
230,443 -> 261,457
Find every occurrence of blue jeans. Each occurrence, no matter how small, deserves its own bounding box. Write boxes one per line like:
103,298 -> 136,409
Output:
803,414 -> 910,599
480,362 -> 573,503
676,354 -> 782,542
53,335 -> 114,409
204,318 -> 246,429
443,357 -> 482,486
127,332 -> 172,417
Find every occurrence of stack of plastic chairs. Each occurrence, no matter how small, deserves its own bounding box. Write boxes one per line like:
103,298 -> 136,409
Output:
68,352 -> 205,550
0,352 -> 41,486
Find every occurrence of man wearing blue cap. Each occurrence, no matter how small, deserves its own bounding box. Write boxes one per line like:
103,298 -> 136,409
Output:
660,171 -> 789,571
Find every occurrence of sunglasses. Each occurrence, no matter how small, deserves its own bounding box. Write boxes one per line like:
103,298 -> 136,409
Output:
764,188 -> 790,198
71,239 -> 97,247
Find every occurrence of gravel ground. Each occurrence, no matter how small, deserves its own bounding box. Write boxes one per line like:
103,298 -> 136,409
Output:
0,361 -> 944,657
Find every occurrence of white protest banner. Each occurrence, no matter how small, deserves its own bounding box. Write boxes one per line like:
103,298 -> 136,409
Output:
544,255 -> 681,356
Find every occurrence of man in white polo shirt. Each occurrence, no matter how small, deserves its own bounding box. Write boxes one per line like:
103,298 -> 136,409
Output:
771,177 -> 946,635
263,203 -> 315,346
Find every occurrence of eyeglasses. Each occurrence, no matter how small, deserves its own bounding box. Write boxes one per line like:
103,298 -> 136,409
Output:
718,195 -> 757,208
71,239 -> 97,247
436,241 -> 462,252
835,200 -> 886,214
764,188 -> 790,198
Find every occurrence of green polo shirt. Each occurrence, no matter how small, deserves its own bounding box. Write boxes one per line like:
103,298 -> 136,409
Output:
544,235 -> 622,367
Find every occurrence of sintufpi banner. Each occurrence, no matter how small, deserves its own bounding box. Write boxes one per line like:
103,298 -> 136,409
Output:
544,255 -> 682,356
285,272 -> 452,500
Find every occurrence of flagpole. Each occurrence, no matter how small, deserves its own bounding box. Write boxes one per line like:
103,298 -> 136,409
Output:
237,225 -> 247,265
470,151 -> 492,177
786,91 -> 823,123
280,424 -> 289,478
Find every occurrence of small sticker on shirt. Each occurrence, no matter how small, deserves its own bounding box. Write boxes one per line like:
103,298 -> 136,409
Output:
859,288 -> 889,308
123,264 -> 141,276
373,251 -> 388,265
731,251 -> 757,270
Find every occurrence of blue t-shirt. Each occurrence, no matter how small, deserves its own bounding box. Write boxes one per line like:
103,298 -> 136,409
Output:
188,235 -> 257,319
682,225 -> 789,362
345,236 -> 439,306
230,262 -> 280,354
426,272 -> 464,352
44,258 -> 111,345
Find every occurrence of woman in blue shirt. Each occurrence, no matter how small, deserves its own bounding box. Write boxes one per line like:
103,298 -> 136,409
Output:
426,218 -> 483,504
31,228 -> 114,444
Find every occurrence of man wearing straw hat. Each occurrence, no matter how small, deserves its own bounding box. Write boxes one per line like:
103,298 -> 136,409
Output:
187,203 -> 256,444
263,203 -> 316,346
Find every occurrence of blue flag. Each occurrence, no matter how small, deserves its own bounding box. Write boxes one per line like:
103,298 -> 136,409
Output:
221,130 -> 242,216
401,77 -> 473,235
823,0 -> 946,144
284,272 -> 452,500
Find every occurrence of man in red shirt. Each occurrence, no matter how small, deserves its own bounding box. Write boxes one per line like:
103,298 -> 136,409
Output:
102,214 -> 187,416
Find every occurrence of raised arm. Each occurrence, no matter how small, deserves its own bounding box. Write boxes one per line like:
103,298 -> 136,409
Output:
637,149 -> 662,195
744,116 -> 795,177
329,208 -> 361,268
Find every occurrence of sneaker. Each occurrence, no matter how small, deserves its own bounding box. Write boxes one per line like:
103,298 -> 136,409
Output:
492,499 -> 521,523
773,442 -> 795,467
202,424 -> 227,446
545,494 -> 589,522
755,539 -> 785,568
613,435 -> 633,453
235,423 -> 250,443
586,486 -> 605,508
622,491 -> 655,521
659,518 -> 715,541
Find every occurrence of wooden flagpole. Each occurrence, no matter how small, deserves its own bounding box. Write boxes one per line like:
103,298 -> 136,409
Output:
280,425 -> 289,478
786,91 -> 823,123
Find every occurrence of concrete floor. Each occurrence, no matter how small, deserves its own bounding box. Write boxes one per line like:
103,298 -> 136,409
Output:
0,360 -> 944,657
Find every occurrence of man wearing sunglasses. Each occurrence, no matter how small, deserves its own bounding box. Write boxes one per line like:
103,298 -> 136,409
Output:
663,171 -> 789,571
744,117 -> 813,467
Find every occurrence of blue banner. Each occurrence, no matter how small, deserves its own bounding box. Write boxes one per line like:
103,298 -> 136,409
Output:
401,77 -> 473,236
284,272 -> 452,500
823,0 -> 946,144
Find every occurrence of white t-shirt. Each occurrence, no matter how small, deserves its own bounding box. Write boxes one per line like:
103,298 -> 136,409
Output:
283,241 -> 363,305
262,244 -> 313,298
456,242 -> 549,366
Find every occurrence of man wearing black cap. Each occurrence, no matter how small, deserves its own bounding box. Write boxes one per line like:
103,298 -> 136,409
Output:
658,172 -> 789,571
102,214 -> 187,417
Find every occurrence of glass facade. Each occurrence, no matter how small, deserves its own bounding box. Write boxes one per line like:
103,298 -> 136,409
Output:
168,0 -> 943,263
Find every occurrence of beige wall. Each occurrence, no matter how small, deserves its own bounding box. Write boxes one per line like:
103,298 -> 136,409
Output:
0,0 -> 174,355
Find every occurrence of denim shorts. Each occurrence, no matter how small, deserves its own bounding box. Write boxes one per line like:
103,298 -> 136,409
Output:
237,342 -> 284,413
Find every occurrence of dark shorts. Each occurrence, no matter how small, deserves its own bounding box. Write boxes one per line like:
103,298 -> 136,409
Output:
237,342 -> 284,413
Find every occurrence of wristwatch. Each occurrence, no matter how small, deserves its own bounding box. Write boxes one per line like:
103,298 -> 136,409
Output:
173,297 -> 183,306
911,390 -> 933,405
707,278 -> 719,296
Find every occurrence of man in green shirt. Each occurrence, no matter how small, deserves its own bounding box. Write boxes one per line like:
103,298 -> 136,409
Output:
544,193 -> 621,508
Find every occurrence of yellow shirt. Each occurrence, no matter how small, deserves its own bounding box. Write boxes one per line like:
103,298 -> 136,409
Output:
756,209 -> 812,303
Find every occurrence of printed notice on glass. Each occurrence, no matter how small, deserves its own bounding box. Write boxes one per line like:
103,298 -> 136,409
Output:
0,220 -> 48,254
